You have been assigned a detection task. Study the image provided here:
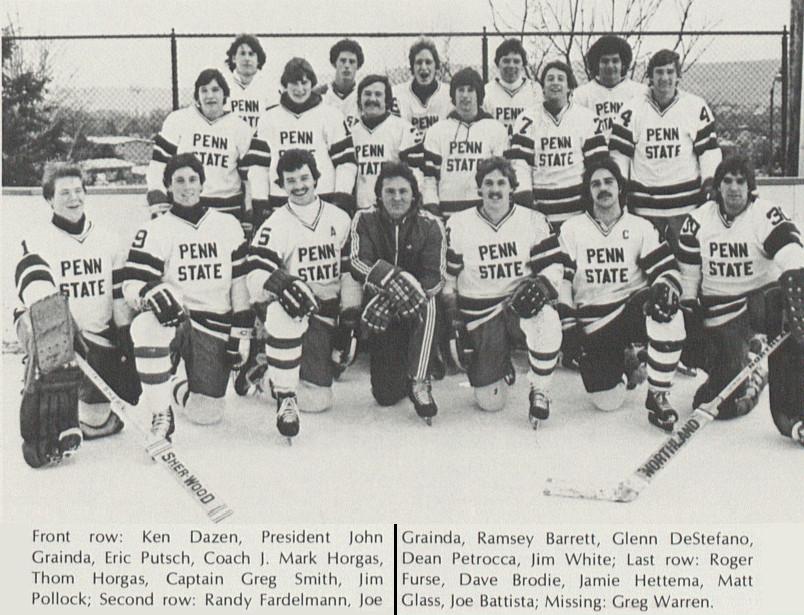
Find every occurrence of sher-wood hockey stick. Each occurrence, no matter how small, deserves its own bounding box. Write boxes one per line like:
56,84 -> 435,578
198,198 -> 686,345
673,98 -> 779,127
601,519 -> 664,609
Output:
544,330 -> 791,503
74,354 -> 234,523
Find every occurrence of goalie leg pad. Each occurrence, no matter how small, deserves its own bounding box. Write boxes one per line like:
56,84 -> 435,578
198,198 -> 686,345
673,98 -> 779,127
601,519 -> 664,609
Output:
768,335 -> 804,438
780,268 -> 804,347
29,294 -> 76,373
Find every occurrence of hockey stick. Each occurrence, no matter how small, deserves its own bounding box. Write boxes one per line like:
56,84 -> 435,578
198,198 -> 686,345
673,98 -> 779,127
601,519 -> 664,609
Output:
74,355 -> 234,523
544,330 -> 791,503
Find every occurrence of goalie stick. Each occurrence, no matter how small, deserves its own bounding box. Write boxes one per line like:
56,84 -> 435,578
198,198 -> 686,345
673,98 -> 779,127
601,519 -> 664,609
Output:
544,330 -> 791,503
74,355 -> 234,523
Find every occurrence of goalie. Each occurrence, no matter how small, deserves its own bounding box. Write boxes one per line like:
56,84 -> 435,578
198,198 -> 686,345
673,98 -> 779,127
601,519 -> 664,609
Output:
677,155 -> 804,445
14,165 -> 141,468
444,157 -> 562,428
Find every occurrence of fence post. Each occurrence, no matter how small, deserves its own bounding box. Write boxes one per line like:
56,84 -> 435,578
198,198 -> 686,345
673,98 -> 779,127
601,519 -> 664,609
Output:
482,27 -> 489,82
171,28 -> 179,111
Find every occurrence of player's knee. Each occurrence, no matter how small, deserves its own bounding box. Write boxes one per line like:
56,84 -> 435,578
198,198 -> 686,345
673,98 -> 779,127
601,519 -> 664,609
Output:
473,380 -> 509,412
373,384 -> 406,406
185,393 -> 224,425
589,383 -> 626,412
130,311 -> 174,347
298,380 -> 333,413
646,308 -> 685,340
264,301 -> 308,336
521,305 -> 562,350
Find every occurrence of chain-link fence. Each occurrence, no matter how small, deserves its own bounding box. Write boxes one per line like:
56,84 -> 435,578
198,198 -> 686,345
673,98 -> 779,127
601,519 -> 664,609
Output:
2,29 -> 789,187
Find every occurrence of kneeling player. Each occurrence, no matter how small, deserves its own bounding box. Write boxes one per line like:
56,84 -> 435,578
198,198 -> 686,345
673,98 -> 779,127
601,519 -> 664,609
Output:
247,149 -> 361,438
351,162 -> 446,423
677,155 -> 804,444
14,164 -> 141,467
123,154 -> 252,441
444,157 -> 562,427
535,156 -> 686,431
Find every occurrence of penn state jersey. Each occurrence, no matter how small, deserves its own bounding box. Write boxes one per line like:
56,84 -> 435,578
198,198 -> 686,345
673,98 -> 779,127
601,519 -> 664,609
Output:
228,70 -> 279,132
483,77 -> 543,135
322,83 -> 361,131
392,80 -> 453,142
573,77 -> 646,140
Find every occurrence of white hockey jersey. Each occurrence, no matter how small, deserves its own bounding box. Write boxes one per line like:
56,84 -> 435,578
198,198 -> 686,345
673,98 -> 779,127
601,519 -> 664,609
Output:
392,80 -> 453,142
572,77 -> 646,140
251,95 -> 357,205
445,205 -> 560,324
609,89 -> 722,218
15,216 -> 127,345
422,111 -> 509,217
228,70 -> 279,132
148,106 -> 264,203
507,101 -> 608,224
322,83 -> 361,131
483,77 -> 543,135
678,198 -> 804,327
351,114 -> 420,210
247,199 -> 352,304
551,211 -> 680,334
123,207 -> 247,339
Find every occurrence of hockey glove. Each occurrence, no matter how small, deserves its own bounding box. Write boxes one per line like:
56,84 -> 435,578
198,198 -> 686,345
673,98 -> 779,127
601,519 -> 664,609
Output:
444,295 -> 473,372
140,281 -> 184,326
361,293 -> 395,334
367,260 -> 427,320
147,190 -> 171,219
781,267 -> 804,347
331,307 -> 360,377
644,278 -> 680,323
264,270 -> 319,319
508,275 -> 558,319
225,310 -> 255,370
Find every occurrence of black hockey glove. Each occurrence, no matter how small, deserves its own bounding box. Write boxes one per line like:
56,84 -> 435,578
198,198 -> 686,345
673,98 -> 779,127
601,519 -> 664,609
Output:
367,260 -> 427,320
225,310 -> 255,370
781,268 -> 804,347
644,278 -> 680,323
140,281 -> 184,327
508,275 -> 557,319
264,270 -> 319,319
444,295 -> 473,372
331,307 -> 360,377
146,190 -> 171,219
361,294 -> 395,334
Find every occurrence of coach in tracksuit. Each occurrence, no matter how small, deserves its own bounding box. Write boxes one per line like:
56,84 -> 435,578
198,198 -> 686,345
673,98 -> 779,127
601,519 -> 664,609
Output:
350,162 -> 446,419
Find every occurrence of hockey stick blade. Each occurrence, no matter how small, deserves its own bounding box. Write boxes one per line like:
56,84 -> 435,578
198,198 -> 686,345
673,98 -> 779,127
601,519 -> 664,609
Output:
75,355 -> 234,523
545,331 -> 790,503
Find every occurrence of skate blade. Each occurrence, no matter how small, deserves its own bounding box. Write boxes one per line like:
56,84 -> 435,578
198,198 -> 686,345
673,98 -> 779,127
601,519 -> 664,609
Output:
286,437 -> 293,446
423,417 -> 433,426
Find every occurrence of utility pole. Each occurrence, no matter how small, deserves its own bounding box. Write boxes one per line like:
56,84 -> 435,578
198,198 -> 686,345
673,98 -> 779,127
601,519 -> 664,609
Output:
790,0 -> 803,174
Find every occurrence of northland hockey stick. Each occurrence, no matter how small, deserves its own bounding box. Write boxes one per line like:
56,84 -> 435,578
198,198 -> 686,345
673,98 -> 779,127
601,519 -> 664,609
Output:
74,355 -> 234,523
544,331 -> 791,503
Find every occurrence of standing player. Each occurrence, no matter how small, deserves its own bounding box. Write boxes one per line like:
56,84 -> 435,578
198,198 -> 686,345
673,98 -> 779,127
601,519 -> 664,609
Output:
609,49 -> 722,250
421,67 -> 509,219
392,39 -> 453,143
225,34 -> 278,131
124,154 -> 253,439
506,60 -> 608,224
444,157 -> 562,427
351,75 -> 420,210
247,150 -> 361,438
320,38 -> 364,130
147,68 -> 270,232
351,162 -> 446,423
573,36 -> 646,141
14,165 -> 141,467
532,156 -> 686,431
677,155 -> 804,443
483,38 -> 542,136
251,57 -> 357,225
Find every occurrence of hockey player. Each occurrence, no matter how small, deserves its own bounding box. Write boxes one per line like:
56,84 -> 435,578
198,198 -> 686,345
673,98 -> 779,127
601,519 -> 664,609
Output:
573,35 -> 646,141
320,38 -> 364,130
124,154 -> 253,440
225,34 -> 278,131
147,68 -> 270,233
506,60 -> 608,225
609,49 -> 722,250
677,155 -> 804,444
422,67 -> 509,219
14,164 -> 141,467
247,149 -> 361,437
251,57 -> 357,225
351,161 -> 446,423
444,157 -> 562,427
351,75 -> 420,210
392,39 -> 453,142
483,38 -> 543,136
532,156 -> 686,431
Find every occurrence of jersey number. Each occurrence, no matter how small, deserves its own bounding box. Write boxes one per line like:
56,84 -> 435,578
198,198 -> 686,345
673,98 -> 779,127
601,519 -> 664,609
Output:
257,227 -> 271,246
619,110 -> 633,128
680,216 -> 700,237
518,116 -> 533,135
132,229 -> 148,249
766,206 -> 790,226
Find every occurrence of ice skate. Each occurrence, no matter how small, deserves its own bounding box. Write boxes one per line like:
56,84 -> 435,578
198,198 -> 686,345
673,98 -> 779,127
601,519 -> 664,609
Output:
528,388 -> 550,429
150,406 -> 175,442
792,420 -> 804,447
676,361 -> 697,377
276,393 -> 300,441
646,389 -> 678,432
80,412 -> 124,440
409,379 -> 438,425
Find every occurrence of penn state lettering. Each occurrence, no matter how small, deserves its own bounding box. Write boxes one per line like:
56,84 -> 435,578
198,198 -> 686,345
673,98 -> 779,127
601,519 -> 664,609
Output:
478,241 -> 524,279
539,136 -> 574,166
413,116 -> 439,131
58,258 -> 106,297
191,134 -> 231,167
708,242 -> 754,277
645,127 -> 681,159
296,243 -> 339,282
585,246 -> 629,284
177,242 -> 223,281
280,131 -> 314,145
357,144 -> 386,176
231,100 -> 260,114
495,107 -> 524,122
